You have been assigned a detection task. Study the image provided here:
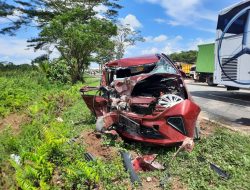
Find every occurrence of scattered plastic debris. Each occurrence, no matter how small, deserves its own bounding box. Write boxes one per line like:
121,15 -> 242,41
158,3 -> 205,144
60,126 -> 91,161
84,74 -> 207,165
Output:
56,117 -> 63,122
10,154 -> 21,165
120,151 -> 141,185
84,152 -> 95,162
171,137 -> 195,162
181,137 -> 195,152
210,163 -> 230,180
146,177 -> 152,182
132,154 -> 165,172
104,130 -> 119,138
197,156 -> 230,180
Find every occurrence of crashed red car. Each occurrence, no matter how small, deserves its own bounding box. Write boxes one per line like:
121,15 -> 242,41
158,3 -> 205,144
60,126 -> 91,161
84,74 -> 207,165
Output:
80,54 -> 200,146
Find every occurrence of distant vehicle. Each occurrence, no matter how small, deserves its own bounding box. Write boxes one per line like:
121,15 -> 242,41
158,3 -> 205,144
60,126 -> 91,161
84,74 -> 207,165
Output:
195,43 -> 216,86
214,0 -> 250,89
195,1 -> 250,89
179,62 -> 193,78
190,65 -> 196,79
80,54 -> 200,146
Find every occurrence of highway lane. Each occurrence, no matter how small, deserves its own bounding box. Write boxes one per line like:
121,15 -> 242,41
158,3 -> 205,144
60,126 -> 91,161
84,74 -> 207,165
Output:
185,81 -> 250,128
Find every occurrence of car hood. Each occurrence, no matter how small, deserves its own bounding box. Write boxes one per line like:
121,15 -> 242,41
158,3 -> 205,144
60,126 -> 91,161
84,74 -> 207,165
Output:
113,73 -> 182,96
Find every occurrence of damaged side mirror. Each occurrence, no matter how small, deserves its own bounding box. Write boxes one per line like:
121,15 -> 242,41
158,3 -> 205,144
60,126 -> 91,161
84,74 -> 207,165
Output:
180,70 -> 186,78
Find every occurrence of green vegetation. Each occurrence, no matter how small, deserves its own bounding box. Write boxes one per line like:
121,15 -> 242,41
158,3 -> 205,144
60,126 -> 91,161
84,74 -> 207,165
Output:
141,127 -> 249,190
0,0 -> 145,84
1,68 -> 249,190
0,69 -> 128,189
169,50 -> 197,64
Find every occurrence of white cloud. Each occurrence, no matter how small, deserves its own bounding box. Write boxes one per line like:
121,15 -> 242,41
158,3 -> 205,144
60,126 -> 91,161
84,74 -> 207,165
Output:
93,4 -> 108,19
138,34 -> 184,55
154,18 -> 166,24
196,27 -> 216,34
126,34 -> 214,57
187,37 -> 214,50
143,0 -> 217,26
141,47 -> 159,54
0,37 -> 60,64
93,4 -> 108,13
145,34 -> 168,43
120,14 -> 142,30
153,35 -> 168,42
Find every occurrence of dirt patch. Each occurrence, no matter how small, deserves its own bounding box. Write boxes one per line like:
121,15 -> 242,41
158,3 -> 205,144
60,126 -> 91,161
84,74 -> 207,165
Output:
199,119 -> 216,138
78,130 -> 119,161
51,169 -> 64,188
141,176 -> 161,190
0,113 -> 30,134
171,177 -> 188,190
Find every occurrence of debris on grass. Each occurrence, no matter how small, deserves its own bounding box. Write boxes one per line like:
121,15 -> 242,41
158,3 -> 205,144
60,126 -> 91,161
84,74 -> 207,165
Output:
120,151 -> 141,185
56,117 -> 63,122
170,137 -> 195,163
197,156 -> 230,180
84,152 -> 95,162
10,154 -> 20,165
132,154 -> 164,172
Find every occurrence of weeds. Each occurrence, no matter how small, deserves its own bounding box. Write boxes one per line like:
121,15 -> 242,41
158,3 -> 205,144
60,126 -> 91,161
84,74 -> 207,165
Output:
0,68 -> 249,189
0,69 -> 128,189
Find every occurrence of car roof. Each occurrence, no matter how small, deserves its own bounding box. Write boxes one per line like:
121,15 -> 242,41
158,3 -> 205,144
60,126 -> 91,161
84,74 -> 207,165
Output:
105,54 -> 159,68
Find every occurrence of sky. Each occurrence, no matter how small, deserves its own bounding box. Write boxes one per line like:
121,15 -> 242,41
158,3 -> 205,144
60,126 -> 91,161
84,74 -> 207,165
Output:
0,0 -> 241,64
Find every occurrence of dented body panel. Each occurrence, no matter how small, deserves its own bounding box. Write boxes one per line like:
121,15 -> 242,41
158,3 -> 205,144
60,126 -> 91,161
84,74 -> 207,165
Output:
80,53 -> 200,146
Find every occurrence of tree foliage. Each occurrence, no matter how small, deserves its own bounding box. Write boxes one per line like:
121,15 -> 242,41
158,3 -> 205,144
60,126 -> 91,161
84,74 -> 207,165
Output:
169,50 -> 197,64
0,0 -> 121,83
114,24 -> 145,59
38,7 -> 117,83
0,0 -> 121,35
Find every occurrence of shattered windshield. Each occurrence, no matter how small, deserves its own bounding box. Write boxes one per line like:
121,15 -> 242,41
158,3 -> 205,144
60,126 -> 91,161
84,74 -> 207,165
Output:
115,58 -> 177,79
150,58 -> 177,74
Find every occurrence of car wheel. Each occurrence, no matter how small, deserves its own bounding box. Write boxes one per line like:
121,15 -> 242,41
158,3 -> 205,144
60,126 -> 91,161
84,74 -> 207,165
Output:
207,76 -> 218,86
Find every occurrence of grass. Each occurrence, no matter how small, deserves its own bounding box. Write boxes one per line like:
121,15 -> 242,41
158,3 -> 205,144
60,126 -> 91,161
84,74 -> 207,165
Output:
0,68 -> 249,190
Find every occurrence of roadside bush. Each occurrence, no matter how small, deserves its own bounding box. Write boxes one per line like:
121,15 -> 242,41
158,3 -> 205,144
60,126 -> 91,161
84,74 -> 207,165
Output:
45,59 -> 71,84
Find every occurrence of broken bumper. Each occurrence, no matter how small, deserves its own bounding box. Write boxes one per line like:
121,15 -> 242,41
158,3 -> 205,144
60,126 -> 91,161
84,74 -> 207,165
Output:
117,100 -> 200,146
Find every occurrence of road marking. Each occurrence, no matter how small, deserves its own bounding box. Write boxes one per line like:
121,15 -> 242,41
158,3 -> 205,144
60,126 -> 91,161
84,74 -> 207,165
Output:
208,93 -> 250,105
193,95 -> 250,109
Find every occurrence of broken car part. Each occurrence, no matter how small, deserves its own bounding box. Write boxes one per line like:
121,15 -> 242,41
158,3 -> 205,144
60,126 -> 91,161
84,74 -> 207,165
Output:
132,154 -> 165,172
120,151 -> 141,185
197,156 -> 230,180
84,153 -> 95,162
170,137 -> 195,163
80,54 -> 201,146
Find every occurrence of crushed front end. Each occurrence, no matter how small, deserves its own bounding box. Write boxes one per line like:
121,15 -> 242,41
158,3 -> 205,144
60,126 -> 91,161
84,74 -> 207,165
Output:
80,54 -> 200,146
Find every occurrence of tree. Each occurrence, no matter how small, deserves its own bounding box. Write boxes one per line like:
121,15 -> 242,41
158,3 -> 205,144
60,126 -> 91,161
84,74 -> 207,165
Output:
0,0 -> 121,83
169,50 -> 197,64
95,43 -> 115,71
0,0 -> 121,35
114,24 -> 145,59
38,7 -> 117,83
31,54 -> 49,65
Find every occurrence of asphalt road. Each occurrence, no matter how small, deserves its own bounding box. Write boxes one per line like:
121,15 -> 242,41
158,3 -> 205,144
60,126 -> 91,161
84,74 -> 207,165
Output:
185,81 -> 250,128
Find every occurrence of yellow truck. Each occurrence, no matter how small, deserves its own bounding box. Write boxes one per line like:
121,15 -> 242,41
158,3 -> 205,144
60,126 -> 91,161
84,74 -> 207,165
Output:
176,62 -> 193,77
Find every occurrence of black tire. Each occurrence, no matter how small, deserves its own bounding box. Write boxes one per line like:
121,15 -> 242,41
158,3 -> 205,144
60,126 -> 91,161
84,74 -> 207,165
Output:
207,76 -> 218,86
